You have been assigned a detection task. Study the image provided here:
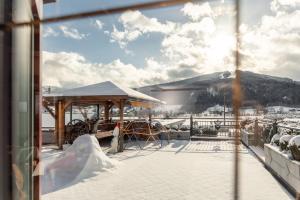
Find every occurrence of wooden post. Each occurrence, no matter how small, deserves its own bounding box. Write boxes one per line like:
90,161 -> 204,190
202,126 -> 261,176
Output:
54,102 -> 59,146
69,103 -> 73,122
118,100 -> 124,152
57,101 -> 65,149
104,102 -> 110,121
96,104 -> 100,119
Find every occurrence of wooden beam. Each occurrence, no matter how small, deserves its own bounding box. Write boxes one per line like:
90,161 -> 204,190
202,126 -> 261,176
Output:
63,99 -> 73,110
33,19 -> 41,200
104,102 -> 110,121
54,102 -> 59,147
108,103 -> 114,110
70,103 -> 73,122
43,95 -> 128,104
96,104 -> 100,119
57,101 -> 65,149
118,100 -> 124,152
42,102 -> 55,118
112,100 -> 120,108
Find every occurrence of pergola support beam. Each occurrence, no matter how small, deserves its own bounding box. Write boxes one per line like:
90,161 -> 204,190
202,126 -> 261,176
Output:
55,100 -> 65,149
104,102 -> 110,121
43,103 -> 55,118
117,100 -> 124,152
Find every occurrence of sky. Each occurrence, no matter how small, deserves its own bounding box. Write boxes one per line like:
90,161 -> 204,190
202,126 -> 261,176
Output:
42,0 -> 300,88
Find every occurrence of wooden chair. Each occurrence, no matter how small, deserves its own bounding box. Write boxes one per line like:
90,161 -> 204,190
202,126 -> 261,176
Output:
123,120 -> 170,149
123,121 -> 142,149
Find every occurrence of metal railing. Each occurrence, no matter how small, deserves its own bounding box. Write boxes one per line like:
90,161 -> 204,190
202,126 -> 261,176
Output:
153,116 -> 240,138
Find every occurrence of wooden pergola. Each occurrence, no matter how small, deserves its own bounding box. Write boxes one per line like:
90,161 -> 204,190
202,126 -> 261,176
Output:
43,81 -> 164,149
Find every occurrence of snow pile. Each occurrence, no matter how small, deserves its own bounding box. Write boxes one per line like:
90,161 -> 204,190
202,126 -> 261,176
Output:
66,134 -> 119,172
271,134 -> 281,146
289,135 -> 300,147
288,135 -> 300,161
42,134 -> 119,194
279,135 -> 293,151
279,135 -> 293,145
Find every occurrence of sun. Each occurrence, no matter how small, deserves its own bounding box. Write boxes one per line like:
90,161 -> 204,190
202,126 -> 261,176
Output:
206,34 -> 236,63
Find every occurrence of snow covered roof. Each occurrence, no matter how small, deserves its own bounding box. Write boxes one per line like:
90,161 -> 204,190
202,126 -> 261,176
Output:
44,81 -> 163,104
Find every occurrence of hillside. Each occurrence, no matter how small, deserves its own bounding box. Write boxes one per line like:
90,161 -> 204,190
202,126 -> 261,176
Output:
137,71 -> 300,113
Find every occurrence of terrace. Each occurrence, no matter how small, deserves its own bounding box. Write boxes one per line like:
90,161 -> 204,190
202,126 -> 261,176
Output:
41,140 -> 293,200
40,96 -> 300,199
1,0 -> 300,200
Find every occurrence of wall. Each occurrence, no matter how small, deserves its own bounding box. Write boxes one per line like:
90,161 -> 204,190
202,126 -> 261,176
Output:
265,144 -> 300,193
241,129 -> 255,146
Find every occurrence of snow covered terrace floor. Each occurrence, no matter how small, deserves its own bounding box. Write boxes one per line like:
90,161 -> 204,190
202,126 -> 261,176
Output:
42,140 -> 293,200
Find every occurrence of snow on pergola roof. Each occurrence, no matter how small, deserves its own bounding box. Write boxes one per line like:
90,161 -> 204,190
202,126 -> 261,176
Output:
44,81 -> 164,104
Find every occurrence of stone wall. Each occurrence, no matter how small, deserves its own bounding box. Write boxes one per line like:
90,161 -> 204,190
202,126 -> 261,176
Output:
265,144 -> 300,193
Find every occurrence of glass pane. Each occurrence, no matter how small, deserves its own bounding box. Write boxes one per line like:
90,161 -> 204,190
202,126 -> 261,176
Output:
11,0 -> 34,199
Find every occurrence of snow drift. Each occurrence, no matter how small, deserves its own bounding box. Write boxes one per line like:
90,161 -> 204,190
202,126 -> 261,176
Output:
42,134 -> 119,194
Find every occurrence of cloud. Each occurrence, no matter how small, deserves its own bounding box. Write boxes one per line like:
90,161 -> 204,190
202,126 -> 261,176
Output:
160,3 -> 236,76
109,1 -> 235,74
181,2 -> 213,20
42,1 -> 239,89
43,0 -> 300,90
59,25 -> 88,40
271,0 -> 300,12
92,19 -> 104,30
43,27 -> 59,38
42,51 -> 170,88
110,10 -> 176,48
181,2 -> 235,21
240,0 -> 300,80
110,25 -> 142,48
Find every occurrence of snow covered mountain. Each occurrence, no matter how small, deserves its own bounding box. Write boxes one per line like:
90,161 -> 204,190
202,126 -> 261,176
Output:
137,71 -> 300,113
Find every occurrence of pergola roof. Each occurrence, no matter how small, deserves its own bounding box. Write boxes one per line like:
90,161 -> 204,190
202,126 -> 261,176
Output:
43,81 -> 164,105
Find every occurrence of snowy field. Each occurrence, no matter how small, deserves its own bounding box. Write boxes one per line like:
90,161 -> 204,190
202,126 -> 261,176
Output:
41,140 -> 293,200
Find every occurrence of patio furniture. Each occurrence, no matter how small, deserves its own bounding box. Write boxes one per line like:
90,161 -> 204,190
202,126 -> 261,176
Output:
65,119 -> 89,144
95,121 -> 116,139
123,120 -> 169,149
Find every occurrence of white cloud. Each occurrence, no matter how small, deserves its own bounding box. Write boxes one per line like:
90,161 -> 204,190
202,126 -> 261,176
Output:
43,27 -> 59,38
120,10 -> 176,34
43,0 -> 300,89
159,2 -> 235,76
42,51 -> 170,88
181,2 -> 235,21
271,0 -> 300,12
179,17 -> 216,35
110,25 -> 142,48
240,0 -> 300,80
110,10 -> 176,48
92,19 -> 104,30
107,1 -> 237,82
59,25 -> 87,40
181,2 -> 213,20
